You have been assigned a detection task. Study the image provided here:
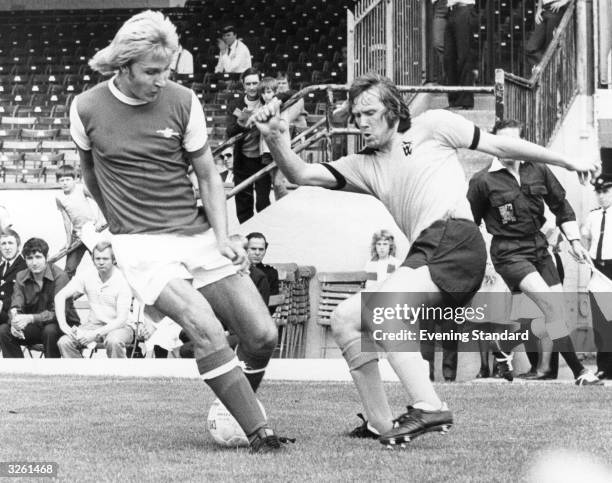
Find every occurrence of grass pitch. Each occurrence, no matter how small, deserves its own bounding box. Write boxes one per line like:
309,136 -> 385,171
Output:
0,375 -> 610,482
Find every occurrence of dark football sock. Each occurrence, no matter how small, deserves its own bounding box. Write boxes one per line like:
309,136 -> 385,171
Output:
236,343 -> 272,392
553,336 -> 584,378
197,348 -> 267,436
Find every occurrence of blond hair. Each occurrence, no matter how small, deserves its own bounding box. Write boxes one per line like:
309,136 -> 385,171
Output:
89,10 -> 179,75
370,229 -> 396,261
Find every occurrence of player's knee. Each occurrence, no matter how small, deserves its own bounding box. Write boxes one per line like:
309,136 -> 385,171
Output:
330,302 -> 359,343
243,325 -> 277,354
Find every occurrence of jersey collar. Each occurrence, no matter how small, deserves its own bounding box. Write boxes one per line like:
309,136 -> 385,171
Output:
108,74 -> 149,106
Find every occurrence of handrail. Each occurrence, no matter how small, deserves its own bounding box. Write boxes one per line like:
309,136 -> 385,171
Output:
502,2 -> 577,145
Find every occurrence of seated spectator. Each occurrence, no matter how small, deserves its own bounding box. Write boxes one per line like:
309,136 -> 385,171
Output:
0,237 -> 79,358
214,25 -> 252,76
364,229 -> 400,289
56,164 -> 105,278
0,229 -> 27,328
55,241 -> 134,358
246,232 -> 278,314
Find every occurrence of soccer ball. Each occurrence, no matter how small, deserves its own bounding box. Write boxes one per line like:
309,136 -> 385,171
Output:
207,398 -> 266,447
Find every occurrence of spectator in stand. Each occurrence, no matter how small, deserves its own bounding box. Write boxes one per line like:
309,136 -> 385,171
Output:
246,232 -> 279,314
431,0 -> 448,83
0,237 -> 79,358
0,229 -> 27,330
444,0 -> 477,109
364,229 -> 400,289
220,147 -> 234,185
171,42 -> 194,79
526,0 -> 572,71
227,68 -> 270,222
259,77 -> 281,166
214,25 -> 252,77
55,241 -> 134,358
56,164 -> 104,278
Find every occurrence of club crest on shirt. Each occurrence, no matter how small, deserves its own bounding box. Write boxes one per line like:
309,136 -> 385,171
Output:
498,203 -> 516,224
156,128 -> 180,138
402,141 -> 413,156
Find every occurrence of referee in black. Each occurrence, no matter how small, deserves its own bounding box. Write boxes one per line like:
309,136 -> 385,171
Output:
467,119 -> 601,385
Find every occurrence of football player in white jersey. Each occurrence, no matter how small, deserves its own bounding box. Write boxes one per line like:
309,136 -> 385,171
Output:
252,73 -> 599,447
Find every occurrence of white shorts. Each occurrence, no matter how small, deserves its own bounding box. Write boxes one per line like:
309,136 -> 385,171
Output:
112,229 -> 238,305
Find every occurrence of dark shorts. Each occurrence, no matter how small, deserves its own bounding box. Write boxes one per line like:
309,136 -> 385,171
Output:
491,234 -> 561,292
401,218 -> 486,306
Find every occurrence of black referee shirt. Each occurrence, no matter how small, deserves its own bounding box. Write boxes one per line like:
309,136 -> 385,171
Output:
467,160 -> 576,238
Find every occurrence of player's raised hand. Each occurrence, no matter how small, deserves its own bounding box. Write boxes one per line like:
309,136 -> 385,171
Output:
219,237 -> 249,272
249,98 -> 287,136
566,158 -> 601,185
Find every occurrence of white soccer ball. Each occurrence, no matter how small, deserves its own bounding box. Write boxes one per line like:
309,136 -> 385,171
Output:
206,398 -> 267,447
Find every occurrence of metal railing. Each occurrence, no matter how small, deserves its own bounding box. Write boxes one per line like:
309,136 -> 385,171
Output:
221,80 -> 505,201
425,1 -> 539,85
347,0 -> 425,86
502,2 -> 577,145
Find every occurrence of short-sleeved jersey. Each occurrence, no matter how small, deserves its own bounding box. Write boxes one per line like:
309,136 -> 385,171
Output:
323,109 -> 479,244
70,77 -> 208,235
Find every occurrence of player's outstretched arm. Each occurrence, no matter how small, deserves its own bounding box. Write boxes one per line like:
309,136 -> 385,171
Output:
476,131 -> 600,183
252,99 -> 338,188
191,146 -> 248,270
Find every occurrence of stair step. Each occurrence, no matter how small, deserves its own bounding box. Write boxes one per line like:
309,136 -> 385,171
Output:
427,92 -> 495,111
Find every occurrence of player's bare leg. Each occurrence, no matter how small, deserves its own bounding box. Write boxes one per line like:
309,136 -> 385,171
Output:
199,273 -> 278,391
331,293 -> 394,436
154,278 -> 287,452
517,274 -> 601,384
361,266 -> 453,447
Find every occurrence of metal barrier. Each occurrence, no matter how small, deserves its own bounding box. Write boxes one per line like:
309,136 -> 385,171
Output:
425,0 -> 539,85
347,0 -> 425,86
222,81 -> 505,202
502,2 -> 577,145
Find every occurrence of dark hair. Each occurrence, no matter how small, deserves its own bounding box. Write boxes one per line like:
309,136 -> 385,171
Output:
246,232 -> 268,249
348,73 -> 411,133
0,228 -> 21,247
491,119 -> 524,137
241,67 -> 260,83
56,164 -> 77,181
221,25 -> 236,35
22,237 -> 49,259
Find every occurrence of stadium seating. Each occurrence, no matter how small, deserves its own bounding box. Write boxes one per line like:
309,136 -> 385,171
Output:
315,271 -> 366,357
0,0 -> 351,184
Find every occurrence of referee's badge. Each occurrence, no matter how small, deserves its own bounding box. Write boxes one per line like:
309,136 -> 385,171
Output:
498,203 -> 516,224
402,141 -> 413,156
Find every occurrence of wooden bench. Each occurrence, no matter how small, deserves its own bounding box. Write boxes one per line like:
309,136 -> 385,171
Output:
316,271 -> 366,357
